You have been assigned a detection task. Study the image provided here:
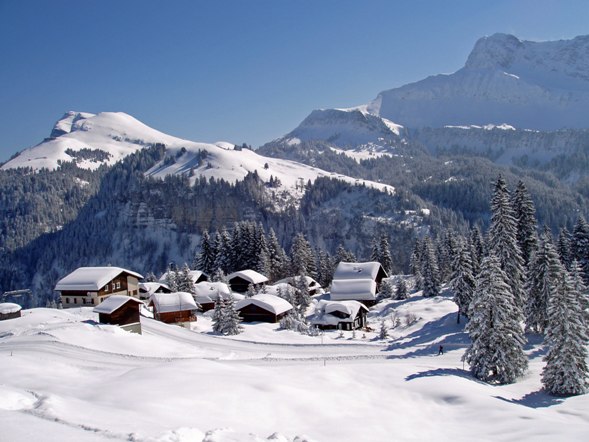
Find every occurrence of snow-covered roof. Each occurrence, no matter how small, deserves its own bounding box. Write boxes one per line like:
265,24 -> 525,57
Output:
93,295 -> 143,314
275,276 -> 321,288
236,294 -> 293,315
158,270 -> 207,285
55,267 -> 143,291
227,270 -> 269,285
0,302 -> 22,314
263,283 -> 295,297
193,282 -> 241,304
333,262 -> 386,281
139,282 -> 170,296
330,279 -> 377,301
311,300 -> 368,326
149,292 -> 197,313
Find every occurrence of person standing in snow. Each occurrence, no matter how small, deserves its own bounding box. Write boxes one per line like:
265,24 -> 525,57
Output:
438,345 -> 444,355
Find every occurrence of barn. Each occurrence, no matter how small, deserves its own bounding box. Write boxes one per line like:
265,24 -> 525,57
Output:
310,300 -> 369,331
149,292 -> 198,325
227,270 -> 269,293
236,294 -> 293,323
93,295 -> 143,333
0,303 -> 22,321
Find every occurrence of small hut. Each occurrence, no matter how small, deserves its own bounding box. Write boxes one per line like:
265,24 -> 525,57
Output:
236,294 -> 293,323
310,300 -> 369,331
93,295 -> 143,333
0,303 -> 22,321
193,282 -> 238,311
149,292 -> 198,324
227,270 -> 269,293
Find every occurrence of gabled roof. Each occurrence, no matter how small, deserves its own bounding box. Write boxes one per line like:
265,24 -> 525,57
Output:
236,294 -> 293,315
93,295 -> 143,314
139,282 -> 171,295
158,270 -> 208,285
330,279 -> 377,301
0,302 -> 22,314
275,276 -> 321,288
149,292 -> 197,313
333,262 -> 387,281
227,269 -> 269,285
311,300 -> 368,325
193,281 -> 231,298
263,283 -> 295,297
55,267 -> 143,291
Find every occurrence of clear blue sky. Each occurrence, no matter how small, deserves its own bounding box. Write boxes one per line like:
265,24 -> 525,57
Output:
1,0 -> 588,162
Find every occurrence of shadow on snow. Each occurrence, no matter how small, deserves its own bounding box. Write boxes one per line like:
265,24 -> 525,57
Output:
494,390 -> 565,409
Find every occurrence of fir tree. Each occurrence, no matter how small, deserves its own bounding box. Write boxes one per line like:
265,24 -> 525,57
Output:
450,245 -> 476,324
395,278 -> 408,300
176,263 -> 195,294
292,275 -> 312,315
557,227 -> 573,270
421,236 -> 440,297
164,266 -> 178,292
409,239 -> 423,290
197,230 -> 216,275
290,233 -> 316,278
541,269 -> 589,396
488,176 -> 525,310
379,279 -> 394,299
469,226 -> 484,276
379,234 -> 394,275
572,216 -> 589,285
334,244 -> 356,265
266,228 -> 289,281
379,319 -> 389,340
512,180 -> 538,268
463,254 -> 528,384
245,283 -> 257,298
525,232 -> 564,334
212,295 -> 226,334
220,296 -> 243,335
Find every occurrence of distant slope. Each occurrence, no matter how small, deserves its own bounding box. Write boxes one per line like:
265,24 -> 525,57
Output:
367,33 -> 589,130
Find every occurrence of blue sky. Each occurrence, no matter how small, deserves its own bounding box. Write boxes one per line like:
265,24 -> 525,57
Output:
1,0 -> 588,161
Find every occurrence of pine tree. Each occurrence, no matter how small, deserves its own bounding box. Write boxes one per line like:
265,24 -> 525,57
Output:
409,239 -> 423,290
469,226 -> 484,276
379,319 -> 389,340
315,249 -> 333,288
213,227 -> 232,273
212,295 -> 226,333
164,266 -> 178,292
290,233 -> 316,278
450,245 -> 476,324
266,228 -> 289,281
197,230 -> 216,275
488,176 -> 525,310
245,283 -> 257,298
463,254 -> 528,384
421,236 -> 440,297
512,180 -> 538,268
379,234 -> 394,275
379,279 -> 394,299
334,244 -> 356,265
220,296 -> 243,335
572,216 -> 589,285
525,232 -> 564,334
557,227 -> 573,270
292,275 -> 311,315
177,263 -> 195,294
541,269 -> 589,396
395,278 -> 408,300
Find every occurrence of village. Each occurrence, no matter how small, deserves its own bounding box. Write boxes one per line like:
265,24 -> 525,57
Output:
2,260 -> 402,340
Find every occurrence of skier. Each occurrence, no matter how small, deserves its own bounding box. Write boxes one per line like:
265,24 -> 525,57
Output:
438,345 -> 444,355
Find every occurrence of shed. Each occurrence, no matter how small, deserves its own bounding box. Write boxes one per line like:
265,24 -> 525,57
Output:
193,282 -> 238,311
0,302 -> 22,321
149,292 -> 198,324
227,270 -> 269,293
310,300 -> 369,330
93,295 -> 143,333
236,294 -> 293,323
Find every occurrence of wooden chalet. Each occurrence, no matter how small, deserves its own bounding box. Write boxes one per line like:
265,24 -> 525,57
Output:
310,300 -> 369,331
193,281 -> 238,312
55,266 -> 143,308
275,276 -> 324,296
93,295 -> 143,333
0,302 -> 22,321
227,269 -> 269,293
235,294 -> 293,323
138,282 -> 171,301
330,261 -> 388,305
149,292 -> 198,324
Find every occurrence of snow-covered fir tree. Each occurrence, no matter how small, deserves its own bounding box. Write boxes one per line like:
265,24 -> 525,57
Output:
421,236 -> 440,297
395,278 -> 408,300
541,268 -> 589,396
512,180 -> 538,268
463,254 -> 528,384
211,268 -> 228,284
450,244 -> 476,324
525,232 -> 564,334
290,233 -> 317,278
557,227 -> 573,270
245,283 -> 257,298
292,275 -> 312,315
379,319 -> 389,340
334,244 -> 356,265
379,279 -> 394,299
488,176 -> 525,310
213,228 -> 232,273
164,266 -> 178,292
212,295 -> 242,336
409,239 -> 423,291
315,248 -> 333,288
370,232 -> 393,274
176,263 -> 195,294
266,228 -> 289,281
572,216 -> 589,285
469,226 -> 485,276
196,230 -> 216,275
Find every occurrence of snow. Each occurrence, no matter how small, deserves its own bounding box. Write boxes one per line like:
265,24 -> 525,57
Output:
54,267 -> 143,291
330,279 -> 377,301
0,292 -> 588,441
235,294 -> 293,315
332,261 -> 383,281
0,302 -> 22,314
92,295 -> 142,314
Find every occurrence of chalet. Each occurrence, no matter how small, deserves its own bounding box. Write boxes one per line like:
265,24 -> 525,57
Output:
275,276 -> 325,296
227,270 -> 269,293
0,302 -> 22,321
138,282 -> 171,301
330,261 -> 388,305
93,295 -> 143,333
193,282 -> 240,312
148,292 -> 198,325
158,270 -> 208,286
310,300 -> 369,331
236,294 -> 293,323
55,267 -> 143,308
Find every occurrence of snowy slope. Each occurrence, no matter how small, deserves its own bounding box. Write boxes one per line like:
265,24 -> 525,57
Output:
367,33 -> 589,130
1,291 -> 587,442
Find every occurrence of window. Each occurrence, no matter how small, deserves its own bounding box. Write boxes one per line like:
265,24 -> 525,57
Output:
116,281 -> 121,290
66,298 -> 70,304
74,298 -> 77,304
105,284 -> 109,292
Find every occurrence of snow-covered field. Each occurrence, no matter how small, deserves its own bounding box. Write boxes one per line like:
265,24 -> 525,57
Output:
0,293 -> 587,441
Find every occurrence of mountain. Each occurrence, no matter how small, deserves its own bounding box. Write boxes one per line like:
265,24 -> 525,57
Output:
368,33 -> 589,130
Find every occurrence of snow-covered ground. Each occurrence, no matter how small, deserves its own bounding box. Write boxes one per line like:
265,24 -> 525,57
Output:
0,292 -> 587,441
